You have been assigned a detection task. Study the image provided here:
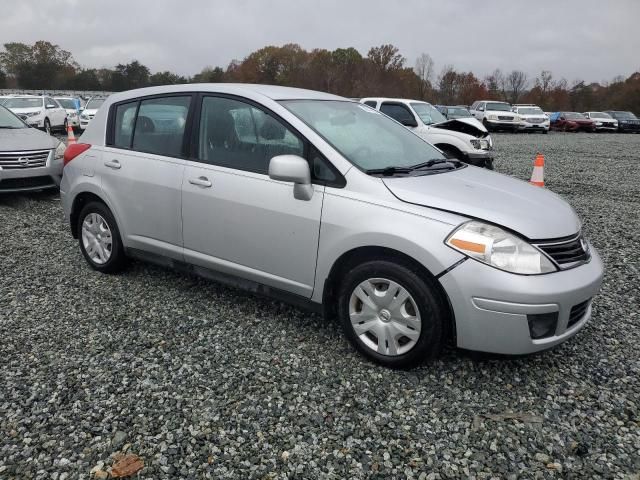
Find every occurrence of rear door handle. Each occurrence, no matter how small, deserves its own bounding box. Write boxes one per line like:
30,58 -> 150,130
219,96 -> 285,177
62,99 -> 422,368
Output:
104,160 -> 121,170
188,176 -> 212,188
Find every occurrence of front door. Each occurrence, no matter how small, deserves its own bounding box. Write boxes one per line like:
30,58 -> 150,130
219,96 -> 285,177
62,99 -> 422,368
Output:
181,95 -> 323,297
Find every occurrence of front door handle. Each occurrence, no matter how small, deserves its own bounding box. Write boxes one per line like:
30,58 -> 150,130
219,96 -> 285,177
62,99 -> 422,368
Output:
104,160 -> 121,170
188,176 -> 212,188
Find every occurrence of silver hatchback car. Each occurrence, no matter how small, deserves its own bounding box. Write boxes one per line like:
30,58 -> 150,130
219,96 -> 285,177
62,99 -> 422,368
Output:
61,84 -> 604,368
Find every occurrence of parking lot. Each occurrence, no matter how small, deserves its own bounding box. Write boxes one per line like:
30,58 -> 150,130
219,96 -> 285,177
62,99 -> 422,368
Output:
0,132 -> 639,478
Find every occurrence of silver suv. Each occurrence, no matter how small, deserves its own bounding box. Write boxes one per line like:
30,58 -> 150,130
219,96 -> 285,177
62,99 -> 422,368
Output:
61,84 -> 604,368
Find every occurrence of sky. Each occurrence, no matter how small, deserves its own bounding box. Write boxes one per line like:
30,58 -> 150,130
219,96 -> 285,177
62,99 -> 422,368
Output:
1,0 -> 638,84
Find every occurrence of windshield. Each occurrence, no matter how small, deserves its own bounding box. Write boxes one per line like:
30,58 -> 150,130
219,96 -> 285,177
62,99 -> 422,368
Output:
86,98 -> 105,109
486,102 -> 511,112
0,105 -> 27,128
612,111 -> 637,120
410,103 -> 447,125
4,97 -> 43,109
447,107 -> 471,118
565,112 -> 586,120
56,98 -> 76,109
518,107 -> 544,115
282,100 -> 447,172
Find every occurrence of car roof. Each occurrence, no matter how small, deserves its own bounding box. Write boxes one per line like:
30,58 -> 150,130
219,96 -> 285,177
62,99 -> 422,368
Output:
107,83 -> 345,103
360,97 -> 432,105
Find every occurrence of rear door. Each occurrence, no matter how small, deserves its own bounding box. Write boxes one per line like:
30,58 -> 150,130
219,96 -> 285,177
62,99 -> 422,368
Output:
181,94 -> 325,297
100,94 -> 193,260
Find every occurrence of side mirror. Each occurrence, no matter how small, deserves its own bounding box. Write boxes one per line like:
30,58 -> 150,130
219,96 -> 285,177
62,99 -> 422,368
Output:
400,117 -> 418,128
46,104 -> 56,109
268,155 -> 313,201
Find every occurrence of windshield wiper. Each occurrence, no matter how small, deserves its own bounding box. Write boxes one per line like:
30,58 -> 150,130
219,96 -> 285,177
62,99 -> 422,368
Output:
365,166 -> 415,176
409,159 -> 461,170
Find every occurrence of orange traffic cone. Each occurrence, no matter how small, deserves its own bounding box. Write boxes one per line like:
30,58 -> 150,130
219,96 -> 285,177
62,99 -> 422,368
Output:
530,153 -> 544,187
66,123 -> 77,145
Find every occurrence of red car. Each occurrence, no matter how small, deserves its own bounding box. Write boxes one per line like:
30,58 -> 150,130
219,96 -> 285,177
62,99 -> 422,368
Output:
549,112 -> 596,132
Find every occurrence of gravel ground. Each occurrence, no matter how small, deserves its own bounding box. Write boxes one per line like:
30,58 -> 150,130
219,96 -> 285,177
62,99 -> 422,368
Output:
1,132 -> 639,479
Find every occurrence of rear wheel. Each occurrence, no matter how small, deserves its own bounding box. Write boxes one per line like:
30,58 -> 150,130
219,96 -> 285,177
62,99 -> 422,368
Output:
77,201 -> 126,273
338,260 -> 446,368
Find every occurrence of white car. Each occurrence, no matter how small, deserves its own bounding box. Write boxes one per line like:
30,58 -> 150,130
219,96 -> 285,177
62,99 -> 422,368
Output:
470,100 -> 519,132
583,112 -> 618,132
55,97 -> 82,129
3,95 -> 67,135
361,98 -> 494,169
80,97 -> 106,130
511,104 -> 550,134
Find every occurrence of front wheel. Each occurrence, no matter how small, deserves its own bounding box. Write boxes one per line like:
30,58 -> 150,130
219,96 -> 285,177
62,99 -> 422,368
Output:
63,118 -> 68,132
77,201 -> 127,273
44,118 -> 51,135
338,260 -> 446,368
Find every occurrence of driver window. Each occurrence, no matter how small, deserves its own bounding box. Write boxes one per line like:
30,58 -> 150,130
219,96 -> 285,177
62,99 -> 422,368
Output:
198,96 -> 304,174
380,103 -> 414,124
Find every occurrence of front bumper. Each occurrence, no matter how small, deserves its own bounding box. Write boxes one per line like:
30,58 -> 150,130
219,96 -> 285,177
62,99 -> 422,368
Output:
25,118 -> 44,128
439,244 -> 604,354
517,122 -> 549,131
0,151 -> 62,192
618,123 -> 640,132
484,119 -> 518,130
465,149 -> 494,168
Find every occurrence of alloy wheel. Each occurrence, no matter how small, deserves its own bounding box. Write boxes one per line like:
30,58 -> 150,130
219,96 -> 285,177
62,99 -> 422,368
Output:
348,278 -> 422,356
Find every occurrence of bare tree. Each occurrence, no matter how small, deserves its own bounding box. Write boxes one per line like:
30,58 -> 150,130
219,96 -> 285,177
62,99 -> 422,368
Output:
505,70 -> 528,103
414,53 -> 435,100
484,68 -> 505,100
437,65 -> 458,104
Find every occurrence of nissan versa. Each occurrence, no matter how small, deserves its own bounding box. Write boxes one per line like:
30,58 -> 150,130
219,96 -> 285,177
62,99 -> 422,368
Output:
60,84 -> 604,368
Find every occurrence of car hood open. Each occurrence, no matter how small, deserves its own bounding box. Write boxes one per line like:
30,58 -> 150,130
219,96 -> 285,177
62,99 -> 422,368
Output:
0,127 -> 59,151
382,167 -> 581,240
432,117 -> 489,138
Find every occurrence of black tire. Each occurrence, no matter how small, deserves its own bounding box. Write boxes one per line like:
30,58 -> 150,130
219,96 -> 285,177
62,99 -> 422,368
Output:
337,260 -> 446,369
543,130 -> 549,134
63,118 -> 68,132
77,201 -> 127,273
44,118 -> 51,135
482,118 -> 492,132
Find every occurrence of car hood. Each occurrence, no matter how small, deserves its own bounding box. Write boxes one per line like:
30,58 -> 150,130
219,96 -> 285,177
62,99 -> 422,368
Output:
382,167 -> 581,240
432,117 -> 489,138
0,127 -> 59,151
7,107 -> 42,114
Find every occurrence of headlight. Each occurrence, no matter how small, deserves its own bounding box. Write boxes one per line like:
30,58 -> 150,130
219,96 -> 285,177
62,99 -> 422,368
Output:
81,113 -> 89,120
25,111 -> 43,117
446,221 -> 557,274
469,139 -> 491,150
488,114 -> 498,121
69,112 -> 77,118
513,115 -> 521,122
595,122 -> 602,126
54,141 -> 66,160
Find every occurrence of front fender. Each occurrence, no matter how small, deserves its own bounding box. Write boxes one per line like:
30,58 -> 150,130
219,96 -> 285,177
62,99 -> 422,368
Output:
311,190 -> 466,303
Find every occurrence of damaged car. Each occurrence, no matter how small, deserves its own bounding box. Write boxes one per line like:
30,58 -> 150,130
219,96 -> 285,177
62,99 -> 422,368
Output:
361,98 -> 494,169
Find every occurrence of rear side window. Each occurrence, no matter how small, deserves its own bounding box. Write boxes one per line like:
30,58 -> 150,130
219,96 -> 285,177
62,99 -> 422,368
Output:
363,100 -> 377,108
197,96 -> 303,174
380,103 -> 414,125
113,102 -> 138,148
132,96 -> 191,157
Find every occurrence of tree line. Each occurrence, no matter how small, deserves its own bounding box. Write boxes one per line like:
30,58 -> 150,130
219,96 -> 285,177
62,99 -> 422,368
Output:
1,41 -> 639,112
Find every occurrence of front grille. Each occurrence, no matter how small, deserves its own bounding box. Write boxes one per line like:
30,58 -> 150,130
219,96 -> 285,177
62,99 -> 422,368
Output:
534,233 -> 590,268
0,176 -> 55,190
527,117 -> 545,124
0,149 -> 50,169
568,299 -> 591,328
498,116 -> 514,121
